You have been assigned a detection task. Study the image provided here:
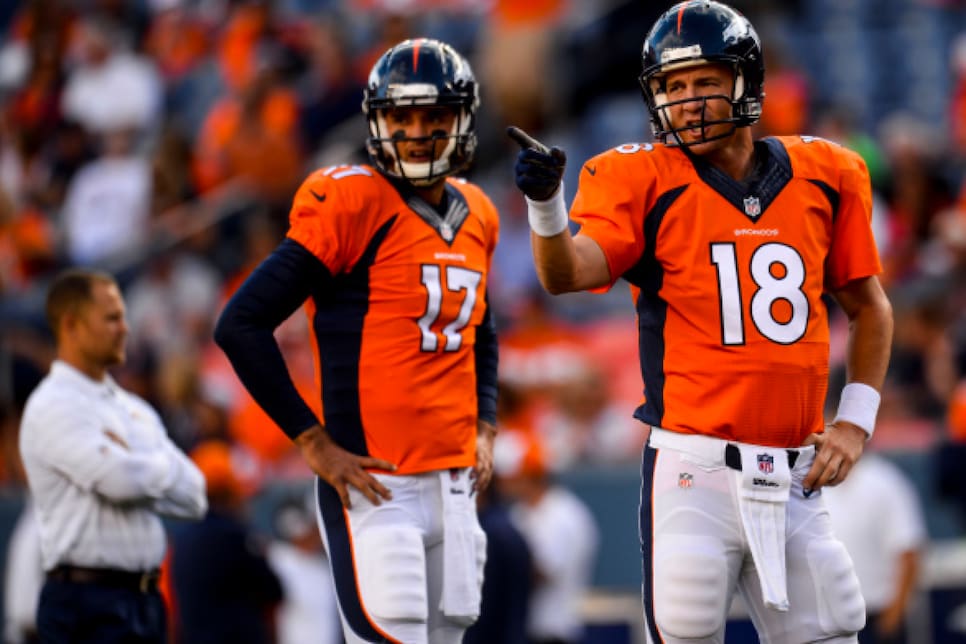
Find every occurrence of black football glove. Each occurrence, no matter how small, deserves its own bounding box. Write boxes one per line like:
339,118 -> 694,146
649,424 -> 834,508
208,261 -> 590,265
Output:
507,126 -> 567,202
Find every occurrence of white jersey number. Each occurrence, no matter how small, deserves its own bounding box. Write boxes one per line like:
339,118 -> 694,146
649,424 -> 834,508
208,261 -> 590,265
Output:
710,242 -> 809,345
418,265 -> 482,352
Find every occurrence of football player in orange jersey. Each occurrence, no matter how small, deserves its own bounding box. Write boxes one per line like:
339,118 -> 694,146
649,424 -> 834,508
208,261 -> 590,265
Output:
215,39 -> 499,644
509,2 -> 893,643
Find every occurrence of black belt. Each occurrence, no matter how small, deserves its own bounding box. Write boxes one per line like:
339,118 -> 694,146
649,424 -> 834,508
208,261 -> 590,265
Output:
724,443 -> 799,470
47,565 -> 160,593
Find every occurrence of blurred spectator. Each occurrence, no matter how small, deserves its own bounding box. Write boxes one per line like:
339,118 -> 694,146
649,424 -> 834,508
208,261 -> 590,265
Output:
295,13 -> 364,154
489,193 -> 544,312
497,289 -> 585,397
124,250 -> 221,356
59,126 -> 153,265
150,123 -> 197,215
463,480 -> 532,644
755,44 -> 809,137
877,112 -> 957,285
0,184 -> 57,295
1,345 -> 44,644
939,379 -> 966,524
949,32 -> 966,157
192,60 -> 303,206
824,452 -> 927,644
3,498 -> 42,644
477,0 -> 566,134
152,352 -> 218,450
951,379 -> 966,442
494,430 -> 598,644
0,349 -> 47,487
40,119 -> 95,214
143,2 -> 210,85
60,15 -> 162,136
923,198 -> 966,284
352,6 -> 418,87
812,102 -> 888,190
540,354 -> 645,468
266,489 -> 342,644
169,439 -> 284,644
1,0 -> 74,187
888,279 -> 959,421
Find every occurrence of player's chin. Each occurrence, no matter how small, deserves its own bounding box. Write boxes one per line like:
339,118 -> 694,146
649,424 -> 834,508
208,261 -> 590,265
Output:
684,134 -> 728,155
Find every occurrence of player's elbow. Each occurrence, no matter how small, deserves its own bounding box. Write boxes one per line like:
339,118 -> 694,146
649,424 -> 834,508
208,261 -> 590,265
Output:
541,280 -> 574,296
213,303 -> 245,355
537,271 -> 576,295
537,262 -> 603,295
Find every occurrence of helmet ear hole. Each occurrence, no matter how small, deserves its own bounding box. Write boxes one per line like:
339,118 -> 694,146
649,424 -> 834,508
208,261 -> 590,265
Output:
734,70 -> 745,102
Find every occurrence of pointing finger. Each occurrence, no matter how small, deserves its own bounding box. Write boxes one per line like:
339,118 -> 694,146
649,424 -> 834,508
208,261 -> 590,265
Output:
506,126 -> 550,154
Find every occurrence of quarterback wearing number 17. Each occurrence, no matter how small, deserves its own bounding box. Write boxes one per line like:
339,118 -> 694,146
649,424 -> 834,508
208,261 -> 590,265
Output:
215,38 -> 498,644
508,1 -> 893,643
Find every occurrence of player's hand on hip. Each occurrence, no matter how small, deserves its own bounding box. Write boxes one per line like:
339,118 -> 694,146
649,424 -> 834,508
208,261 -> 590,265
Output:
507,126 -> 566,202
801,421 -> 866,492
471,420 -> 497,496
295,424 -> 396,508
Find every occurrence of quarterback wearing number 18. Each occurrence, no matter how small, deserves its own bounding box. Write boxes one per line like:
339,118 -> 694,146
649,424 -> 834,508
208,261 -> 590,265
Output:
509,1 -> 893,642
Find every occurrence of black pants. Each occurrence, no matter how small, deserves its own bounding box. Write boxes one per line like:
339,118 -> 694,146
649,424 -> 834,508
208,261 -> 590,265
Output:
37,577 -> 166,644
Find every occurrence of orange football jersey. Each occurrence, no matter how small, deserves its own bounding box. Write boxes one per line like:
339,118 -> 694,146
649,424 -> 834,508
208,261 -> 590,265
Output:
572,136 -> 881,447
286,164 -> 499,474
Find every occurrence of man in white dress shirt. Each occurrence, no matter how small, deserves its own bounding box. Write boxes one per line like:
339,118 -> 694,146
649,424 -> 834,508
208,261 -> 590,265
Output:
18,268 -> 207,644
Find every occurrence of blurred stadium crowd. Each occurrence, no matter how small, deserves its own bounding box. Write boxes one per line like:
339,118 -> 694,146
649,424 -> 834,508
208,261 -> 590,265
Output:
2,0 -> 966,641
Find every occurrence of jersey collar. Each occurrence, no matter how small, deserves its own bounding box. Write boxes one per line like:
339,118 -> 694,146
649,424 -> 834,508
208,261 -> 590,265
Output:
689,138 -> 792,223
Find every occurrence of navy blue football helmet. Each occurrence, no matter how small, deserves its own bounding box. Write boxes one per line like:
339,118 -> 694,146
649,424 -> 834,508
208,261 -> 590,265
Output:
363,38 -> 479,185
639,1 -> 764,145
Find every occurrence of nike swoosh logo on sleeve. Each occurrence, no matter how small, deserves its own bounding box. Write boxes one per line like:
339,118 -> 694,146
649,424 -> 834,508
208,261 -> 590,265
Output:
310,190 -> 327,202
585,165 -> 597,176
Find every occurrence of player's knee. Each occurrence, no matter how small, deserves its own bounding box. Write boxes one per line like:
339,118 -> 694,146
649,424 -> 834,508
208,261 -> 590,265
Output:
807,540 -> 865,636
356,525 -> 428,623
651,536 -> 729,639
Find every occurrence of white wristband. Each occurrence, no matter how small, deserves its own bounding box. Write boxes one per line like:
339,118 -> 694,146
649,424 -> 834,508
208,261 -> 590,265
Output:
525,184 -> 569,237
833,382 -> 881,439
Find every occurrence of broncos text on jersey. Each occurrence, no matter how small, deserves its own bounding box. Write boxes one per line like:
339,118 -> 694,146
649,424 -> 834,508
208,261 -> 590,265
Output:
573,136 -> 880,447
287,164 -> 499,474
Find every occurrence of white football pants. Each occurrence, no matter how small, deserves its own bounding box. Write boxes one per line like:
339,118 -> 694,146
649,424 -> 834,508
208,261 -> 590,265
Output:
313,468 -> 486,644
641,428 -> 865,644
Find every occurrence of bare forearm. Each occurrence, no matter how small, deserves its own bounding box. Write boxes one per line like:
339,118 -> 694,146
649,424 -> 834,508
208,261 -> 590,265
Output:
844,293 -> 893,390
834,276 -> 893,390
531,230 -> 580,294
531,230 -> 611,294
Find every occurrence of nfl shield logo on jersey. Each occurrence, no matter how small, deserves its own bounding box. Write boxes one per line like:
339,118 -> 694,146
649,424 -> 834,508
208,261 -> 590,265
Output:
678,472 -> 694,489
757,453 -> 774,474
743,196 -> 761,218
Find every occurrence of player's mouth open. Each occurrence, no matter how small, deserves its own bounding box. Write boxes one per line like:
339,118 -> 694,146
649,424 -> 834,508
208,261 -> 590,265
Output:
686,122 -> 707,136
